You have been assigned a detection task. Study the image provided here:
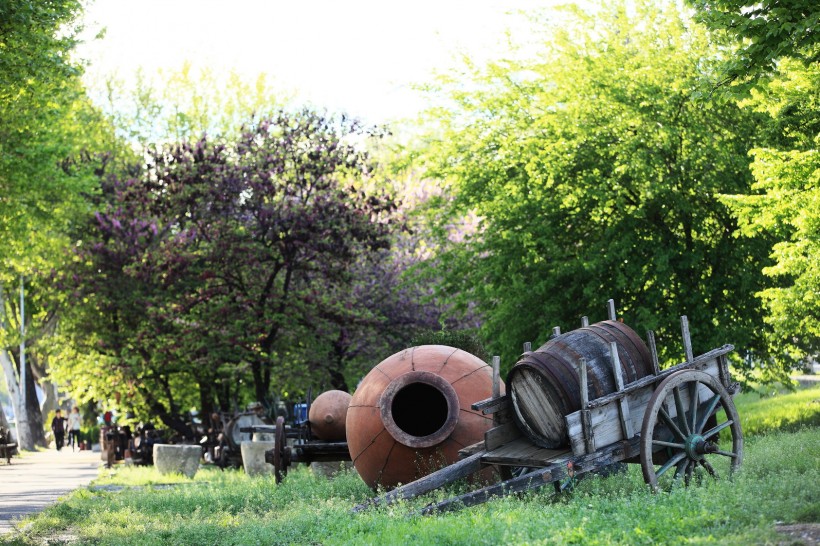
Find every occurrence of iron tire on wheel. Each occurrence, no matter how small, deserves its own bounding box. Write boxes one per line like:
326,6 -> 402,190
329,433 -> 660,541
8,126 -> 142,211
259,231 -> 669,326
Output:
640,369 -> 743,491
273,416 -> 289,484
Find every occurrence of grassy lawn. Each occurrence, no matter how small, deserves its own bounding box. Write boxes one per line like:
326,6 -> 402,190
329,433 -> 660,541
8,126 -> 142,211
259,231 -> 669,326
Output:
733,381 -> 820,436
3,384 -> 819,545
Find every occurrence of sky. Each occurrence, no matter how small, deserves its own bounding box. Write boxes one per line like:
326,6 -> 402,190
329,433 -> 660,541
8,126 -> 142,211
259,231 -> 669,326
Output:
77,0 -> 559,125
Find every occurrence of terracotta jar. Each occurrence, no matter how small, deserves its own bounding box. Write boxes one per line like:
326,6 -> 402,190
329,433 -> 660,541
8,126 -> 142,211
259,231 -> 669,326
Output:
346,345 -> 501,489
309,390 -> 352,441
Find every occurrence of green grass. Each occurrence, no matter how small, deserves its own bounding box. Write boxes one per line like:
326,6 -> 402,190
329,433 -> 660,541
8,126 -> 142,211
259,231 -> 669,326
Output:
3,384 -> 819,546
734,382 -> 820,435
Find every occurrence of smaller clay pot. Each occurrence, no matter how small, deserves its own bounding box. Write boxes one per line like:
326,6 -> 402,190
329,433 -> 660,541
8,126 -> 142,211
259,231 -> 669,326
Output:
309,390 -> 352,441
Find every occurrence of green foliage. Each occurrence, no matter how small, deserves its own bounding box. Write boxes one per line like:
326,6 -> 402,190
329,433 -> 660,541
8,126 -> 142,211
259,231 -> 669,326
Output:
88,62 -> 292,149
413,0 -> 773,373
687,0 -> 820,92
720,60 -> 820,370
0,0 -> 126,447
0,0 -> 118,276
410,329 -> 489,362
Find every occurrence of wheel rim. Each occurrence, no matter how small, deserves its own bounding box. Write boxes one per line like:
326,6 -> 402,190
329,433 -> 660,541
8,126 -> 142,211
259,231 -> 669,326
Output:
640,369 -> 742,491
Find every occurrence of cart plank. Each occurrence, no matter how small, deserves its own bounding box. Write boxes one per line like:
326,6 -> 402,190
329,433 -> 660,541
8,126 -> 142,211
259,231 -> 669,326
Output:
484,422 -> 522,451
566,358 -> 720,455
482,437 -> 571,466
421,436 -> 641,515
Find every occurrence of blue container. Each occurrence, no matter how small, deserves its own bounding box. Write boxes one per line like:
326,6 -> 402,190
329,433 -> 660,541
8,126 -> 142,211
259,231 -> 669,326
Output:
293,403 -> 308,424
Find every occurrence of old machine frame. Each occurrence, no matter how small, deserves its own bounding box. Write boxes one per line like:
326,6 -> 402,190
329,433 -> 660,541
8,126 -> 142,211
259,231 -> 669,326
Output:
241,393 -> 351,482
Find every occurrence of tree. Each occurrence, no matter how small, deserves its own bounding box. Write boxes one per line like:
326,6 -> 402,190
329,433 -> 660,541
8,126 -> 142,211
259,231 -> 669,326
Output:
59,110 -> 401,434
719,60 -> 820,374
0,0 -> 117,449
303,242 -> 462,393
687,0 -> 820,91
690,0 -> 820,374
87,62 -> 291,149
413,0 -> 774,373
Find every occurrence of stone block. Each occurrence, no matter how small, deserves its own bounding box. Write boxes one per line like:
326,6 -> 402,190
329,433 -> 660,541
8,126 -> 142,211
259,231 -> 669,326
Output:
240,441 -> 276,477
153,444 -> 201,478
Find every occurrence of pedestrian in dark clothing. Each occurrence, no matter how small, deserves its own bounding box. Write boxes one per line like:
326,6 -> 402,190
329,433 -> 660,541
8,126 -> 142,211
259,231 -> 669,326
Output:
51,409 -> 67,451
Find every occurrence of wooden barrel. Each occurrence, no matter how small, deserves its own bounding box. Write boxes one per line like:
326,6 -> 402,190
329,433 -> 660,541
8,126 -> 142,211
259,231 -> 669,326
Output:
506,320 -> 653,448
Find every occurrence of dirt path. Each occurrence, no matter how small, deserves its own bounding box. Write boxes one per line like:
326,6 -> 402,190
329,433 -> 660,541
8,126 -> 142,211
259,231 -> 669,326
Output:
0,448 -> 100,536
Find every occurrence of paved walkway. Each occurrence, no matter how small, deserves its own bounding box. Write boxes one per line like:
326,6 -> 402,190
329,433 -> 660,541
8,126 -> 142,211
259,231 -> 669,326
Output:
0,448 -> 101,536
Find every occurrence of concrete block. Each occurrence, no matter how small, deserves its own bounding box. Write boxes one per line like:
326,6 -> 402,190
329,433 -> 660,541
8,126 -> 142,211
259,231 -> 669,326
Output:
153,444 -> 201,478
240,441 -> 276,477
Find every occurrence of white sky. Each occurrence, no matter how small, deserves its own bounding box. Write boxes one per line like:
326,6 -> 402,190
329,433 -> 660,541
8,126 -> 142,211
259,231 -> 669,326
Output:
77,0 -> 560,124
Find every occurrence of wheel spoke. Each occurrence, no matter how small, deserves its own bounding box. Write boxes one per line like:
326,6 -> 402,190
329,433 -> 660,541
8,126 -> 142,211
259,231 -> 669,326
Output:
703,419 -> 733,440
656,451 -> 687,478
673,387 -> 691,436
674,458 -> 687,482
714,450 -> 738,459
689,381 -> 699,433
696,394 -> 721,433
699,459 -> 719,479
652,440 -> 686,450
659,406 -> 687,442
685,459 -> 694,486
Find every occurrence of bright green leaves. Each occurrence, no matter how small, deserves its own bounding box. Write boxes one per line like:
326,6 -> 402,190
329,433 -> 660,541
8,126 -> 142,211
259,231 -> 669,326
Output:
717,52 -> 820,372
688,0 -> 820,92
416,0 -> 772,370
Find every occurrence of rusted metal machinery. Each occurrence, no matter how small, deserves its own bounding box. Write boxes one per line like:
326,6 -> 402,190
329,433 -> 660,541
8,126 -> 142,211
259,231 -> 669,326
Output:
258,390 -> 353,482
346,345 -> 500,489
214,409 -> 271,468
354,300 -> 743,514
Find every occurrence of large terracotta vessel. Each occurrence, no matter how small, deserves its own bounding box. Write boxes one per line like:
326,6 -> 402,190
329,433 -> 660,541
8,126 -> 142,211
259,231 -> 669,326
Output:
346,345 -> 501,489
309,390 -> 351,441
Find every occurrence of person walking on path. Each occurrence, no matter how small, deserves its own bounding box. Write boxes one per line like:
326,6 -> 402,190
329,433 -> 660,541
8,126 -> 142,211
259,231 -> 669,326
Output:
67,407 -> 82,451
51,409 -> 67,451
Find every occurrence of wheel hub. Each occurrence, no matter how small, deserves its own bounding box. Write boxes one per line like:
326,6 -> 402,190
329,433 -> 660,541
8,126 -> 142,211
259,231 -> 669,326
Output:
685,434 -> 717,460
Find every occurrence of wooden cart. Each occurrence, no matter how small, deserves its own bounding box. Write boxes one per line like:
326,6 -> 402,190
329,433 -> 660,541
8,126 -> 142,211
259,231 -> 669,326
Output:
354,310 -> 743,514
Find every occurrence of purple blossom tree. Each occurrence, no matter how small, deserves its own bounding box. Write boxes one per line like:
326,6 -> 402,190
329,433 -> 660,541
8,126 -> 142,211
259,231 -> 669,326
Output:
63,110 -> 405,435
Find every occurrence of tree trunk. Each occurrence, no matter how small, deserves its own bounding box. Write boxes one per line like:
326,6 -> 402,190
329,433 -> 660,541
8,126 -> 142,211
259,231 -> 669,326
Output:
0,348 -> 32,449
198,380 -> 214,424
216,379 -> 233,413
28,354 -> 58,418
251,360 -> 267,405
40,379 -> 59,417
136,384 -> 194,441
23,365 -> 47,448
329,336 -> 350,392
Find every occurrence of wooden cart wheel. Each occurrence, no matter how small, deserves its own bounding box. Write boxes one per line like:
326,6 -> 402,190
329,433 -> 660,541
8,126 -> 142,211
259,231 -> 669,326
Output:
640,369 -> 742,491
273,416 -> 290,484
